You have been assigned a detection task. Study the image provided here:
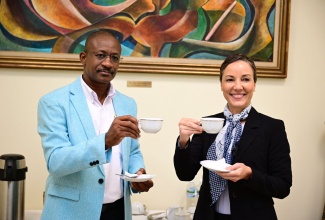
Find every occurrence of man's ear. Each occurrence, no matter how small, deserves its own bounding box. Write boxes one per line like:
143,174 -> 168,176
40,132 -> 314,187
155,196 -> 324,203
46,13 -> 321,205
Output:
79,52 -> 87,64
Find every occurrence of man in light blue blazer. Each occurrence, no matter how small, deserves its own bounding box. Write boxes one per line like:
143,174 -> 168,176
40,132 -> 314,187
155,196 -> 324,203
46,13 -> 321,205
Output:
37,30 -> 153,220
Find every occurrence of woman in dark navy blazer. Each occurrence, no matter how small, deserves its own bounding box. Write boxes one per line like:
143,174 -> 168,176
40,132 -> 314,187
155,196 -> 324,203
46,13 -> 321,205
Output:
174,54 -> 292,220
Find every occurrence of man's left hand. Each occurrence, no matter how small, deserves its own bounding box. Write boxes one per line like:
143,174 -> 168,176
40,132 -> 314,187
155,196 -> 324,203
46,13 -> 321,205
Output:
130,168 -> 154,192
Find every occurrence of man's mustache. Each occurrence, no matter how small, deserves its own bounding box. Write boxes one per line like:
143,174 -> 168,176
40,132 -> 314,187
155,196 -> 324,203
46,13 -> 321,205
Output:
97,68 -> 115,74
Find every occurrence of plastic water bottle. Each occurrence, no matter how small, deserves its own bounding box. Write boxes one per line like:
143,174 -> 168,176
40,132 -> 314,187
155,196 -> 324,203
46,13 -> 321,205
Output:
186,181 -> 198,212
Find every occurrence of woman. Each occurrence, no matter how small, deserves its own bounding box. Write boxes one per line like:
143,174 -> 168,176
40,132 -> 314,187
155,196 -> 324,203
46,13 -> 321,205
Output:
174,54 -> 292,220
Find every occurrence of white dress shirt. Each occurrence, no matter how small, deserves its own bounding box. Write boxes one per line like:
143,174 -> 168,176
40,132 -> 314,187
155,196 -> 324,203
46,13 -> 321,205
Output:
81,78 -> 123,204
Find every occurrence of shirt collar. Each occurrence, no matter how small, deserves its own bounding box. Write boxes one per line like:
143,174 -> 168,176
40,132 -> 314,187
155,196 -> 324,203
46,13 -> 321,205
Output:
80,76 -> 116,104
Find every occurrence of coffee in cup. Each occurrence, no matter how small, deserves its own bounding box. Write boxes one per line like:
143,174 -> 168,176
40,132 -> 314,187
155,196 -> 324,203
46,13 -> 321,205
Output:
138,118 -> 163,133
200,117 -> 224,134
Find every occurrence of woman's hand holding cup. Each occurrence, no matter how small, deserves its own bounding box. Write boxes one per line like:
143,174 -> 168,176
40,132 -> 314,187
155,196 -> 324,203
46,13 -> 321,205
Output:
178,118 -> 203,147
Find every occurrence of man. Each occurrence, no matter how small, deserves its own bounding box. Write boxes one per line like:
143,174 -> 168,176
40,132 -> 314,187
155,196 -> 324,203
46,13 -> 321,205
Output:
38,30 -> 153,220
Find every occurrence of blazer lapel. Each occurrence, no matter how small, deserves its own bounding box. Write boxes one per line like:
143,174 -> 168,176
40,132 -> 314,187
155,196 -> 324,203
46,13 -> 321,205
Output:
70,78 -> 96,139
234,108 -> 260,162
112,91 -> 129,117
70,78 -> 105,175
111,92 -> 131,171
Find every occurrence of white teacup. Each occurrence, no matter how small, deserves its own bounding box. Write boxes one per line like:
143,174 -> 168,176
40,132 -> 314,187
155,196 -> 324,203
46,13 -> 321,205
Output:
132,201 -> 147,215
139,118 -> 163,133
201,117 -> 224,134
166,205 -> 181,220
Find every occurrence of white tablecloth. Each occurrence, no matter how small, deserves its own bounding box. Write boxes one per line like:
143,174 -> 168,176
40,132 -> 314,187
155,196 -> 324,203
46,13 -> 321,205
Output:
133,210 -> 166,220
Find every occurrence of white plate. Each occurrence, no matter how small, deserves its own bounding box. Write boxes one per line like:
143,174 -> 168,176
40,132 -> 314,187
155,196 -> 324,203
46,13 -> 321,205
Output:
119,174 -> 155,182
200,158 -> 231,173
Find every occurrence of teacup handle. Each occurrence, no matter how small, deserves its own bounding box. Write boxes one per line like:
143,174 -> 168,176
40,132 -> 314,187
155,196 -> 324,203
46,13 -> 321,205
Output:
138,120 -> 142,130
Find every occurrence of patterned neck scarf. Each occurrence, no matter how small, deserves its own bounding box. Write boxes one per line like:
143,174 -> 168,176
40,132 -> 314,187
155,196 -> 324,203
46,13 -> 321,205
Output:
206,104 -> 251,205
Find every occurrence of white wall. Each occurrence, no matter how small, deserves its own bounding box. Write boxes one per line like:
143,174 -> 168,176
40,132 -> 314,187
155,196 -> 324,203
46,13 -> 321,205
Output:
0,1 -> 324,219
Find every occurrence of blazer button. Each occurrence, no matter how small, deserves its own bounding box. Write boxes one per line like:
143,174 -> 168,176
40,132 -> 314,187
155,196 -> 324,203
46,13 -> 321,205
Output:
98,179 -> 104,184
89,162 -> 93,166
232,192 -> 238,198
96,160 -> 99,164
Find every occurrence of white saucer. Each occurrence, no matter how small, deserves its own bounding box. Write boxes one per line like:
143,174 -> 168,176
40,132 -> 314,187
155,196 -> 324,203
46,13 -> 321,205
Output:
200,158 -> 231,173
146,211 -> 166,220
119,174 -> 155,182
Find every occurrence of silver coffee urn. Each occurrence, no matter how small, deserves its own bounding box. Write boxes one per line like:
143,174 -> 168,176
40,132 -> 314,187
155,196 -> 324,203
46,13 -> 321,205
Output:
0,154 -> 28,220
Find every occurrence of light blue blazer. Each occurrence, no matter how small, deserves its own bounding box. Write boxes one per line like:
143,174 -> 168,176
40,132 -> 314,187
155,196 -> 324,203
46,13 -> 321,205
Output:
37,77 -> 145,220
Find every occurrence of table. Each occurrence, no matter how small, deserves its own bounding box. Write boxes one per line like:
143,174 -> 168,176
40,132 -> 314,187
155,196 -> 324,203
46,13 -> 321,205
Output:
133,210 -> 166,220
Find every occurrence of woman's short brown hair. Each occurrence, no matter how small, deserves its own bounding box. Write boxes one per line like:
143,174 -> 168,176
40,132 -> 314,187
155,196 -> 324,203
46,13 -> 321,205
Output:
219,54 -> 257,82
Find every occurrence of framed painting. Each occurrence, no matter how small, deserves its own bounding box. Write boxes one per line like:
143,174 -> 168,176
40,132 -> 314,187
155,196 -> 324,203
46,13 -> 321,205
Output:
0,0 -> 290,78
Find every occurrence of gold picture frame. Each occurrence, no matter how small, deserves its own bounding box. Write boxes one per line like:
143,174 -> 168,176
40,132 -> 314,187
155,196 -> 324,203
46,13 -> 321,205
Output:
0,0 -> 290,78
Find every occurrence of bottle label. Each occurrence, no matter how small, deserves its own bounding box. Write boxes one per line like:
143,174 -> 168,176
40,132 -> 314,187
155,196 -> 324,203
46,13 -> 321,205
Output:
187,187 -> 197,197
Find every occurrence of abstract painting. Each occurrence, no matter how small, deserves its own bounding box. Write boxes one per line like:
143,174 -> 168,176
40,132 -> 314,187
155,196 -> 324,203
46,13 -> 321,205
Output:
0,0 -> 290,77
